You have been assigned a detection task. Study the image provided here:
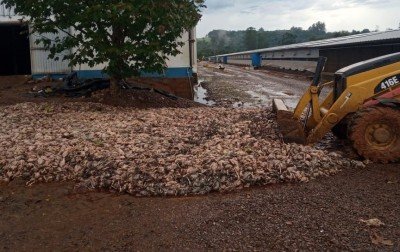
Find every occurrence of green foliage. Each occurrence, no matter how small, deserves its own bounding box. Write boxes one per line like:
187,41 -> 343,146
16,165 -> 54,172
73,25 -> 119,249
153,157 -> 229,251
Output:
257,28 -> 269,49
244,27 -> 258,50
198,22 -> 371,57
281,32 -> 297,45
308,21 -> 326,35
3,0 -> 205,79
197,37 -> 214,60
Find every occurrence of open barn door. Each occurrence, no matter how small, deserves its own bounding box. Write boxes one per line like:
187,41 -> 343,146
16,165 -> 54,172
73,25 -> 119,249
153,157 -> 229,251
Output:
0,23 -> 31,76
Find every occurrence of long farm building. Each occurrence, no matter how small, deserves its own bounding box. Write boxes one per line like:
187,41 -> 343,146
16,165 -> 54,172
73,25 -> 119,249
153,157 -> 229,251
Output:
212,30 -> 400,74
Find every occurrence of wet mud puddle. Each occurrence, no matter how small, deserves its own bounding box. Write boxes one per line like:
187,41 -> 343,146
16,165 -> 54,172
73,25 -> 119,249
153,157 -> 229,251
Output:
194,80 -> 216,106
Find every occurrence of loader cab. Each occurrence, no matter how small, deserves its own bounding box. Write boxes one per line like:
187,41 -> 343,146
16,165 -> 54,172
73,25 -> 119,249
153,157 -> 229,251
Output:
333,52 -> 400,100
333,73 -> 347,101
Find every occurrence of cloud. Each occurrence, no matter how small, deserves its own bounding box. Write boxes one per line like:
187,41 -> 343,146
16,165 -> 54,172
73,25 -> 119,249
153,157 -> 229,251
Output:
198,0 -> 400,37
204,0 -> 235,11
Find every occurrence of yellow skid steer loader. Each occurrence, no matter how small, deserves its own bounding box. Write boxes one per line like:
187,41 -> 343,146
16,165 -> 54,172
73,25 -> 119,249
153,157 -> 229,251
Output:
273,53 -> 400,163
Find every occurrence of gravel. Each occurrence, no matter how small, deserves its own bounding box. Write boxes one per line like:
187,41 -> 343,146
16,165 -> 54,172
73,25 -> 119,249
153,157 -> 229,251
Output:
0,102 -> 365,196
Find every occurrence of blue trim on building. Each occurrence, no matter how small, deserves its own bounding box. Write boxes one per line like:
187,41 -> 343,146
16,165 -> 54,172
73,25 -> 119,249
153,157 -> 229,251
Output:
32,67 -> 194,80
141,67 -> 193,78
76,70 -> 108,79
223,56 -> 228,64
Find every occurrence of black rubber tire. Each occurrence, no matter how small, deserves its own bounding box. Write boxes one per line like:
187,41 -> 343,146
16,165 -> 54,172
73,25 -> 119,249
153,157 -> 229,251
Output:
332,121 -> 348,139
348,106 -> 400,163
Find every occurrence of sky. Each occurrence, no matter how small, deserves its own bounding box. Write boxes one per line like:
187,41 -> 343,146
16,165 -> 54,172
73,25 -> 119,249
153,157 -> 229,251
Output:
197,0 -> 400,37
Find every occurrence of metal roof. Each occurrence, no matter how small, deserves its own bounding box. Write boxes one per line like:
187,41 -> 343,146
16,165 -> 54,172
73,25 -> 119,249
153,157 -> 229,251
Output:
217,29 -> 400,57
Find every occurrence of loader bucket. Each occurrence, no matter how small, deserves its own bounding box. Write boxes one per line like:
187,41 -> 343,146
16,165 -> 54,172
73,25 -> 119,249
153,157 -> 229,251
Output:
272,99 -> 306,144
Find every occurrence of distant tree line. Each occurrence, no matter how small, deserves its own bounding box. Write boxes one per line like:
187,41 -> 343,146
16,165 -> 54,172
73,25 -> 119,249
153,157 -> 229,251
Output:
198,22 -> 371,58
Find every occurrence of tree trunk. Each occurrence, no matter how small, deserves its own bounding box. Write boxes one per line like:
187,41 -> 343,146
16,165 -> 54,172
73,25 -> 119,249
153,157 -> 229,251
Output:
108,25 -> 125,97
110,77 -> 121,97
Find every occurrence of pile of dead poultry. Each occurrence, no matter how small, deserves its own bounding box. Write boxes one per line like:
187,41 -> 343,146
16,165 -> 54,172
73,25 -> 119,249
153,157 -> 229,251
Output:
0,102 -> 365,196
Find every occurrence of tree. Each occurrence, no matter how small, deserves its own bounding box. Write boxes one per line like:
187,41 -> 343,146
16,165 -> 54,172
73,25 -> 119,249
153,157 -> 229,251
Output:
331,31 -> 351,38
197,25 -> 372,57
289,26 -> 307,42
281,32 -> 297,45
3,0 -> 205,95
208,30 -> 233,55
257,28 -> 269,49
290,27 -> 303,33
308,21 -> 326,35
244,27 -> 258,50
197,38 -> 213,59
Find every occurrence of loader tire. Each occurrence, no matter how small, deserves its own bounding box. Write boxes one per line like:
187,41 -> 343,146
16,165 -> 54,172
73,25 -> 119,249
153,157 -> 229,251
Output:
349,106 -> 400,163
332,121 -> 348,139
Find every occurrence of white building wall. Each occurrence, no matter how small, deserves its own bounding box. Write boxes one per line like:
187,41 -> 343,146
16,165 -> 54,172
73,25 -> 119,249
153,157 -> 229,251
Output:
227,59 -> 252,66
262,60 -> 318,72
262,49 -> 319,59
1,2 -> 196,77
192,28 -> 198,74
30,32 -> 72,75
74,29 -> 195,76
0,4 -> 72,76
260,48 -> 319,72
165,31 -> 191,68
0,3 -> 15,17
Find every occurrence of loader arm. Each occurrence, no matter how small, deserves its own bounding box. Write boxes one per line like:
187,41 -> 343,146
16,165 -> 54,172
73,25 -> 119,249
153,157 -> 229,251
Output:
293,83 -> 334,128
273,57 -> 328,144
293,57 -> 328,122
307,60 -> 400,143
274,52 -> 400,163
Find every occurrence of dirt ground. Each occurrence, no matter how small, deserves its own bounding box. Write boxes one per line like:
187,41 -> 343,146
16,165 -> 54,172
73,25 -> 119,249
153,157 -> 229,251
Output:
0,67 -> 399,251
197,62 -> 318,109
0,76 -> 199,109
196,62 -> 359,157
1,164 -> 399,251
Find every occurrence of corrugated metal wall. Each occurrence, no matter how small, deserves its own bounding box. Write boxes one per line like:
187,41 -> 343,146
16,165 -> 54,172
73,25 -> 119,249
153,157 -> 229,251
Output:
260,48 -> 319,72
262,49 -> 319,60
165,31 -> 191,68
1,2 -> 72,76
0,3 -> 15,17
226,59 -> 252,66
29,31 -> 72,75
1,2 -> 193,77
262,60 -> 318,73
320,42 -> 400,73
192,28 -> 198,74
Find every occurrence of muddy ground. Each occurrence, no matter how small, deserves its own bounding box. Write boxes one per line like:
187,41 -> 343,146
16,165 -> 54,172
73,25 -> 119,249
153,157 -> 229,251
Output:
196,62 -> 358,156
197,63 -> 319,109
1,165 -> 399,251
0,76 -> 199,109
0,67 -> 399,251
